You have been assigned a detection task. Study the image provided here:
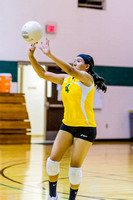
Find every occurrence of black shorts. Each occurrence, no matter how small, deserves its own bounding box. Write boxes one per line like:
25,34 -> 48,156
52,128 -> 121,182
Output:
60,123 -> 97,143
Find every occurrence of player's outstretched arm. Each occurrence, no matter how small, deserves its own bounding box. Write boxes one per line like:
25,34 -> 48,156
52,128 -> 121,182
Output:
39,38 -> 73,75
39,38 -> 93,86
28,43 -> 67,85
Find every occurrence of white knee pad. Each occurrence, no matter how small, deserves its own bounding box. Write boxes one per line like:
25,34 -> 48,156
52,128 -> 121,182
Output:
46,157 -> 60,176
69,167 -> 82,185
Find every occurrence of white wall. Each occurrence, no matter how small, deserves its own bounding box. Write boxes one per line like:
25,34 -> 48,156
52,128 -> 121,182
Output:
0,0 -> 133,67
0,0 -> 133,139
95,86 -> 133,139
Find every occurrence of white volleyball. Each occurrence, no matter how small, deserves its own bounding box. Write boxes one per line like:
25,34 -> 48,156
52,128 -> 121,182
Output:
21,21 -> 43,43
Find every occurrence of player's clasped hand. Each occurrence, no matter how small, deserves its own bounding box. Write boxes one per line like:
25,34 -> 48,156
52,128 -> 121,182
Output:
28,39 -> 51,57
28,43 -> 36,57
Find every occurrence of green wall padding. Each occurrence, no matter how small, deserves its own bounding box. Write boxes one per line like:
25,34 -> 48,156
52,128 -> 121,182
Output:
94,66 -> 133,86
0,61 -> 133,86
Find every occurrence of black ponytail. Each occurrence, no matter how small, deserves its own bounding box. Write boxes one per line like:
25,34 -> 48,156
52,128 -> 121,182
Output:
89,67 -> 107,93
77,54 -> 107,92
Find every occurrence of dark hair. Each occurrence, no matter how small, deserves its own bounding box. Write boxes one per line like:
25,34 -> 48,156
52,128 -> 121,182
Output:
77,54 -> 107,93
89,67 -> 107,93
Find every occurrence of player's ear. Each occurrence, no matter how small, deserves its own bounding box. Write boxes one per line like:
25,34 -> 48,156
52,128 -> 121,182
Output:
85,64 -> 90,71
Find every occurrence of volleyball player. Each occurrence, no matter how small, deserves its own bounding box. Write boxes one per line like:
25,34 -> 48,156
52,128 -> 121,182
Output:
28,39 -> 107,200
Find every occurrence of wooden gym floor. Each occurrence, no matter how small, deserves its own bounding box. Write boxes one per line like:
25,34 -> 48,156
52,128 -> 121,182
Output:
0,141 -> 133,200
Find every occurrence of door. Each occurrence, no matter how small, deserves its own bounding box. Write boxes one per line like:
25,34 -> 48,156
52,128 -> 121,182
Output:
19,64 -> 46,136
45,66 -> 64,140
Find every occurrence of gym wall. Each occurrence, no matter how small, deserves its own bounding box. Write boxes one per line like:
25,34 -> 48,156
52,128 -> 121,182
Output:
0,0 -> 133,139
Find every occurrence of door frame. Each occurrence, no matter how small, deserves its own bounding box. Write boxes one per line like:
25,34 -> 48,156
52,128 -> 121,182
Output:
17,61 -> 59,141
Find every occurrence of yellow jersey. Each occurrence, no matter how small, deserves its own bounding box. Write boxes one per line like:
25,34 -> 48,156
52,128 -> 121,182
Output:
61,76 -> 96,127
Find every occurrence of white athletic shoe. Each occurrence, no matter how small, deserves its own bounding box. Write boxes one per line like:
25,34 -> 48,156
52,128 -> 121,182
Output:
47,194 -> 60,200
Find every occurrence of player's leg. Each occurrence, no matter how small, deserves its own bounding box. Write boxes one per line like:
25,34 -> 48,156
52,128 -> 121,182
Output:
47,129 -> 73,199
68,138 -> 92,200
